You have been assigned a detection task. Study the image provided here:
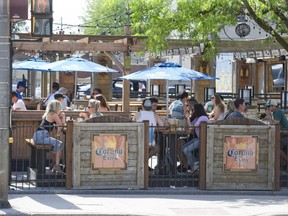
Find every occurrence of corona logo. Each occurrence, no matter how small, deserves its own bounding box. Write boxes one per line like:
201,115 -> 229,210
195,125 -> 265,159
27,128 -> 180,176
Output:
236,142 -> 247,150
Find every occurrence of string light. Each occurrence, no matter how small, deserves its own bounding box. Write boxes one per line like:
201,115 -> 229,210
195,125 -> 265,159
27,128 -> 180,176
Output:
53,5 -> 129,34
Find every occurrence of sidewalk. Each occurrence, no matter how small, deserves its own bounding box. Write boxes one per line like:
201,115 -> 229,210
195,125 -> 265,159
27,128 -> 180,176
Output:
1,189 -> 288,216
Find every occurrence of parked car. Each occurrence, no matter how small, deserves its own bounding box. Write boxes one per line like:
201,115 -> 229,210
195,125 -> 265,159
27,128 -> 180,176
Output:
76,79 -> 147,99
112,79 -> 146,98
272,64 -> 284,91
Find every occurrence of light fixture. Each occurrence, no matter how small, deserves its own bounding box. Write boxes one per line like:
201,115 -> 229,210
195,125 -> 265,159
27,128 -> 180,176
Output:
246,57 -> 256,64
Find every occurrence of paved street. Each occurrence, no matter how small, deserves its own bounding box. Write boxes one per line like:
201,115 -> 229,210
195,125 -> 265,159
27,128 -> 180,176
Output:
1,190 -> 288,216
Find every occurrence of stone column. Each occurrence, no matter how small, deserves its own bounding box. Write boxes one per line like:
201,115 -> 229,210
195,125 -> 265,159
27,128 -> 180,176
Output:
0,0 -> 11,208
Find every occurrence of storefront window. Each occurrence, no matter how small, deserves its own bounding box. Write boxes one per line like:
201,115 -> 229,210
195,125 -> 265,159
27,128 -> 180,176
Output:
272,63 -> 284,91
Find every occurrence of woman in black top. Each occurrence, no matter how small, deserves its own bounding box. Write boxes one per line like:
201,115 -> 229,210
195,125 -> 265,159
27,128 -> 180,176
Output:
33,100 -> 65,173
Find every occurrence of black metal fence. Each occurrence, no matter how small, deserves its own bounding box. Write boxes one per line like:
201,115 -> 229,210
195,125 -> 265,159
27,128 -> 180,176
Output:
148,126 -> 199,188
9,125 -> 66,191
8,124 -> 288,191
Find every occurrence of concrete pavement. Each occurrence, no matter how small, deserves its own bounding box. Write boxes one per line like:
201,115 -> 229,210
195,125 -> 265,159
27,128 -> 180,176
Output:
1,189 -> 288,216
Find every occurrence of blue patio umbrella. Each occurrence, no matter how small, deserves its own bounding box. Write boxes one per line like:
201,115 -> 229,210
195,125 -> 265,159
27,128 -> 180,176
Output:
35,57 -> 117,73
35,57 -> 118,103
119,62 -> 218,81
12,58 -> 49,70
119,62 -> 219,117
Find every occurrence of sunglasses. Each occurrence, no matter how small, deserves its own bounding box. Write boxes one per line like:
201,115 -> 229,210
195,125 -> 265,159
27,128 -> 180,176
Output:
211,97 -> 215,99
88,106 -> 93,108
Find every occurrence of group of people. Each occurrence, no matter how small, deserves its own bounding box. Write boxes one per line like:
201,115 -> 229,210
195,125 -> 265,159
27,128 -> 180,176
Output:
79,87 -> 111,120
35,84 -> 112,173
138,91 -> 249,174
11,82 -> 288,174
11,80 -> 111,174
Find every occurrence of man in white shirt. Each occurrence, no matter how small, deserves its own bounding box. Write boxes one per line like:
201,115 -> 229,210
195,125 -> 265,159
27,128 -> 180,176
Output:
134,99 -> 164,158
55,87 -> 70,110
11,91 -> 27,111
44,82 -> 60,106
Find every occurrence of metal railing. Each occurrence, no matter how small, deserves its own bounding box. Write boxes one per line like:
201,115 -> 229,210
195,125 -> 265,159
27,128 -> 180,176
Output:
9,123 -> 288,191
9,125 -> 66,191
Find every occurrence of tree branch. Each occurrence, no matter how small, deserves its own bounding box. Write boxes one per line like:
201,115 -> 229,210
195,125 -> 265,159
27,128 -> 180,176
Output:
258,0 -> 288,29
242,0 -> 288,52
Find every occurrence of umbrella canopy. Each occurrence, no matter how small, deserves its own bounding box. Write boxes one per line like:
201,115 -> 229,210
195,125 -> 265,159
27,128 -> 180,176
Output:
35,57 -> 118,104
119,62 -> 218,81
35,57 -> 117,73
12,58 -> 49,70
119,62 -> 219,118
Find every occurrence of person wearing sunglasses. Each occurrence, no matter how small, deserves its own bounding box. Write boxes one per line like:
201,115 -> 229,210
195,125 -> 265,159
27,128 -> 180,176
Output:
79,99 -> 103,120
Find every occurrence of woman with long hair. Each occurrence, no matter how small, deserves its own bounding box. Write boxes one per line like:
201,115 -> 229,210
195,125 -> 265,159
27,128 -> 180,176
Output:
209,94 -> 225,121
182,103 -> 209,173
33,100 -> 65,173
95,94 -> 110,112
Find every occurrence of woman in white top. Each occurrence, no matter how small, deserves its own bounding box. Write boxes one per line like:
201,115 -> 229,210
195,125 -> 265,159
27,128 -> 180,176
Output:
209,94 -> 225,121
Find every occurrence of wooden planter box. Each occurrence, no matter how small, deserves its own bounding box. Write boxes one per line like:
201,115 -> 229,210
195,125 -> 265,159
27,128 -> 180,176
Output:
200,118 -> 280,191
72,116 -> 145,189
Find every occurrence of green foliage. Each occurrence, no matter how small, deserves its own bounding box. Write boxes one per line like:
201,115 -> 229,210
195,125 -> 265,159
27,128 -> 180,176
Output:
83,0 -> 130,35
82,0 -> 288,55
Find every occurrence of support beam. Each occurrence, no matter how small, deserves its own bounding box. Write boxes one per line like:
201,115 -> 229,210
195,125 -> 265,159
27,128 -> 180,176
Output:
13,41 -> 145,53
105,51 -> 124,74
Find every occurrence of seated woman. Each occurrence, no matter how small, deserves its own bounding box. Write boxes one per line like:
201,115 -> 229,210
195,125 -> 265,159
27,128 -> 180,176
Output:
209,94 -> 225,122
79,99 -> 103,120
95,94 -> 110,112
182,103 -> 209,173
177,97 -> 198,172
32,100 -> 65,174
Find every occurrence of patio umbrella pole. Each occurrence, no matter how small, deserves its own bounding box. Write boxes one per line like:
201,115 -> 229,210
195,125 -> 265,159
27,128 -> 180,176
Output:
166,80 -> 169,120
74,71 -> 77,107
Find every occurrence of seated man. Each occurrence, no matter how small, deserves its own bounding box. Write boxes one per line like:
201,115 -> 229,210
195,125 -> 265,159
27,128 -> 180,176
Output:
265,99 -> 288,170
134,98 -> 164,160
226,98 -> 246,119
